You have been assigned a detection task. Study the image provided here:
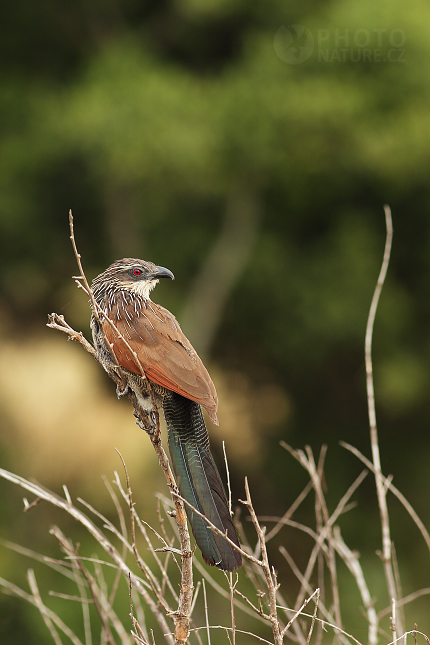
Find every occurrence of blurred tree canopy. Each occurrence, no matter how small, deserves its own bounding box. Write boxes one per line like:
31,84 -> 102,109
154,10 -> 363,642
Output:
1,0 -> 430,641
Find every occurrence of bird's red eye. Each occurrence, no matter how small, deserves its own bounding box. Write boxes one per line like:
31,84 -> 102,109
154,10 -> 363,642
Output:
133,269 -> 142,276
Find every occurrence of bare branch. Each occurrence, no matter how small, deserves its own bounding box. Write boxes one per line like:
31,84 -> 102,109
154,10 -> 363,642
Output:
48,214 -> 194,644
281,588 -> 320,638
378,588 -> 430,618
239,477 -> 283,644
332,527 -> 378,645
28,569 -> 64,645
364,205 -> 400,636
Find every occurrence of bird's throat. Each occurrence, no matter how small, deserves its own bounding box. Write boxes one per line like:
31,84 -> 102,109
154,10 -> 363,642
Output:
124,279 -> 158,300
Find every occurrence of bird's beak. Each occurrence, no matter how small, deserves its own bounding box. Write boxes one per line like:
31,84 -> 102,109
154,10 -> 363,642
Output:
152,265 -> 175,280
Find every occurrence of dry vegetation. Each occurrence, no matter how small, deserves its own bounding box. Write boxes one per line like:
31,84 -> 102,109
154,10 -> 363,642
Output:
0,208 -> 430,645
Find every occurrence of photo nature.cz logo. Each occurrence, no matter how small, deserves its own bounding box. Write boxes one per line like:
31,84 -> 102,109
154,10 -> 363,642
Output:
274,25 -> 315,64
274,25 -> 406,64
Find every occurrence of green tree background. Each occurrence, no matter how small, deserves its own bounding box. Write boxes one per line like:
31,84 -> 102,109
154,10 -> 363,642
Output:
0,0 -> 430,642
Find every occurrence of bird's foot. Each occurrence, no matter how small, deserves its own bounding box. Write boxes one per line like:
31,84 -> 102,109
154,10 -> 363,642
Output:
169,482 -> 180,496
150,410 -> 158,432
133,408 -> 156,435
116,383 -> 129,399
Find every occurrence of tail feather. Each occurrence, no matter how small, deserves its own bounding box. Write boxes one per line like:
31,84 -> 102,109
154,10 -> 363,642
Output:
163,392 -> 242,571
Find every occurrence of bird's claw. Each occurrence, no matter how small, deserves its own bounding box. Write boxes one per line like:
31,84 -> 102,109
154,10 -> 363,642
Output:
150,410 -> 158,430
135,418 -> 151,433
116,384 -> 129,399
133,408 -> 156,435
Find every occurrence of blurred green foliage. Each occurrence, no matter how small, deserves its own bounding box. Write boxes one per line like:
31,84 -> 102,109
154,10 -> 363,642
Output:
1,0 -> 430,641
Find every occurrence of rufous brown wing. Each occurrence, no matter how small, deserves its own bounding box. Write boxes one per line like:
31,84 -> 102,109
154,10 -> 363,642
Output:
101,298 -> 219,424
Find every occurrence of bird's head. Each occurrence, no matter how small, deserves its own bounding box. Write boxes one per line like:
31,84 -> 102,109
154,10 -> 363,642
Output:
92,258 -> 174,301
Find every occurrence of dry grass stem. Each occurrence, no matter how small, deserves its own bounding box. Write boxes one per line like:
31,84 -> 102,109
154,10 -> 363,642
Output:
364,205 -> 400,637
332,527 -> 378,645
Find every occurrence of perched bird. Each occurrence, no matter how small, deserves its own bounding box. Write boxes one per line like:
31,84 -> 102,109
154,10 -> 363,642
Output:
90,258 -> 242,571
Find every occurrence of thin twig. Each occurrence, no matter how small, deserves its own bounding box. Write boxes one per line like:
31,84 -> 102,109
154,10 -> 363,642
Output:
222,441 -> 233,516
378,588 -> 430,618
278,546 -> 348,645
264,480 -> 313,544
339,442 -> 430,553
306,589 -> 319,645
113,471 -> 180,603
51,527 -> 131,645
101,475 -> 128,611
228,572 -> 238,645
28,569 -> 64,645
192,557 -> 268,625
332,527 -> 378,645
281,588 -> 320,638
202,579 -> 211,645
53,526 -> 93,645
239,477 -> 283,644
275,606 -> 364,645
186,625 -> 275,645
0,538 -> 76,581
364,205 -> 400,637
129,575 -> 150,645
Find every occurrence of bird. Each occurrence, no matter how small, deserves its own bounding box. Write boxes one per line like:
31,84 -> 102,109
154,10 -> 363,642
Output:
90,258 -> 242,571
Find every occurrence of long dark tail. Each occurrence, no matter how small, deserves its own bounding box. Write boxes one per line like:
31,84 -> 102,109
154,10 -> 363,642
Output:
163,392 -> 242,571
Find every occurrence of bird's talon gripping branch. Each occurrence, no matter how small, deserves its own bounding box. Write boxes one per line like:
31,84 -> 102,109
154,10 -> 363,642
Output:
132,409 -> 154,434
134,416 -> 147,432
116,383 -> 129,398
90,257 -> 242,571
150,411 -> 158,432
